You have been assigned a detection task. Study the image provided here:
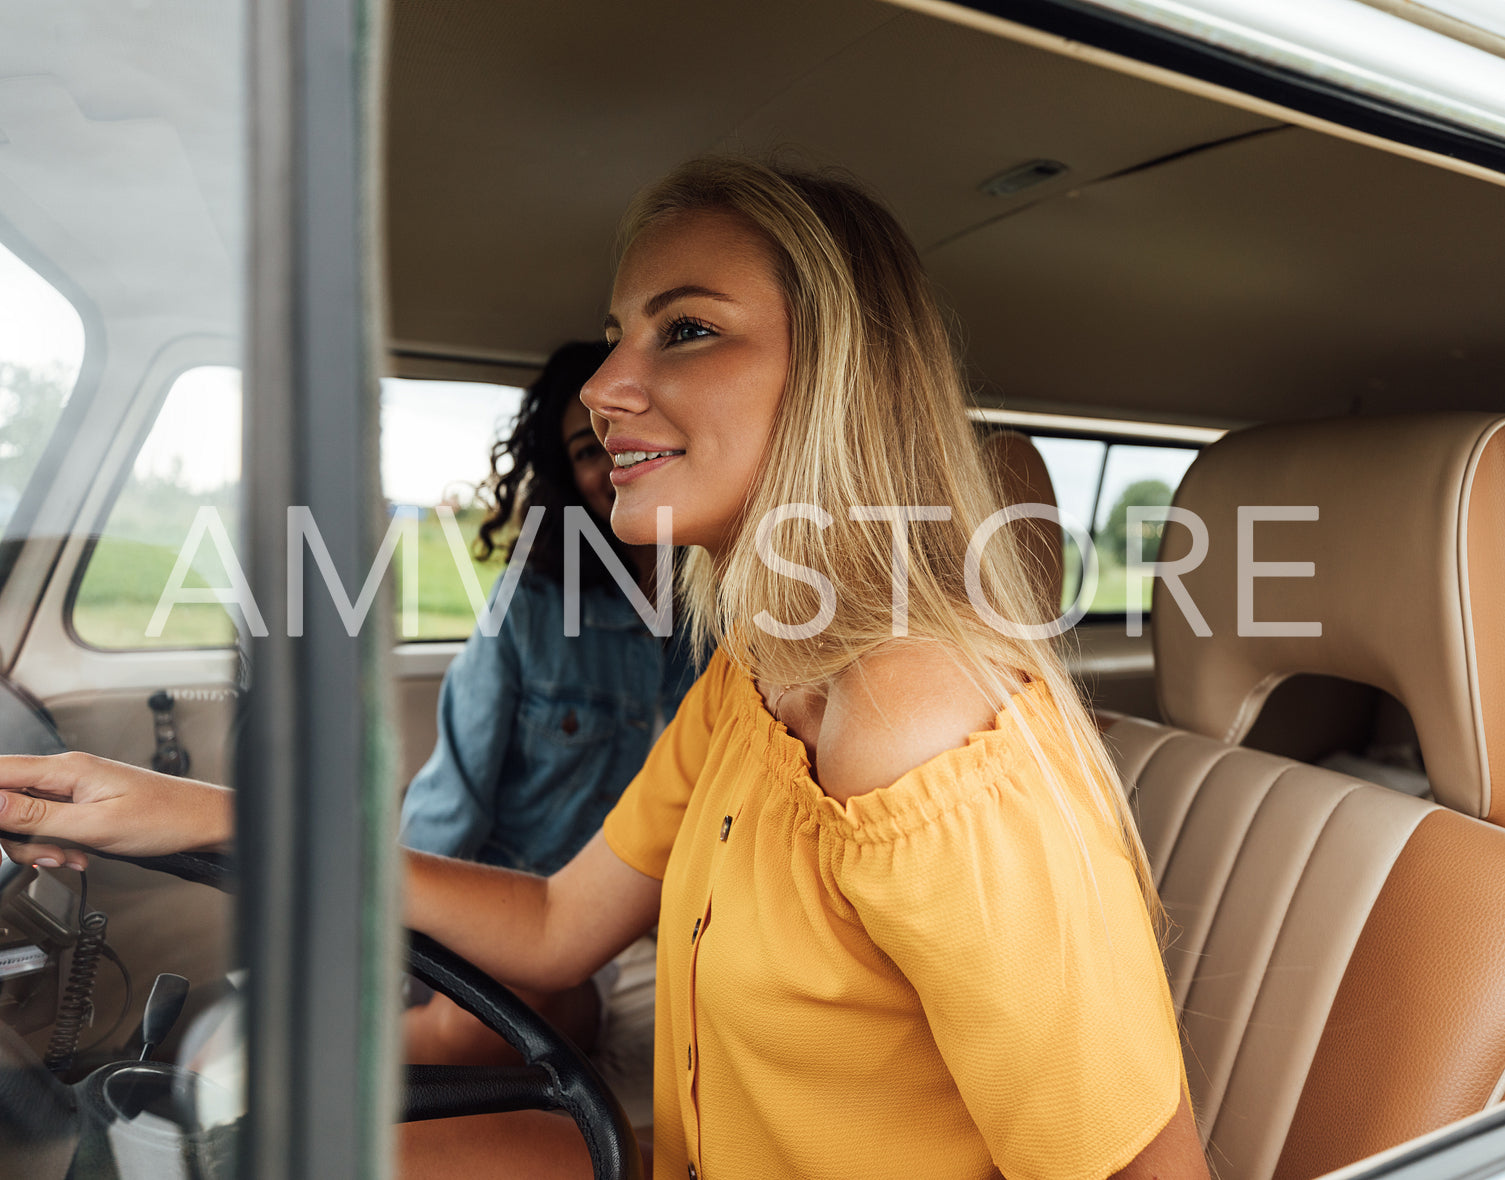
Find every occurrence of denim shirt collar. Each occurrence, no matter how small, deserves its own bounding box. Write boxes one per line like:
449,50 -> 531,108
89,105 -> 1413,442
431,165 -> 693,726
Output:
581,582 -> 662,633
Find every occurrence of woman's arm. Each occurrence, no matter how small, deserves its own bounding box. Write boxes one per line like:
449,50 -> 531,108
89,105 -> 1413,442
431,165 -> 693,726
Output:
0,752 -> 233,867
1112,1095 -> 1208,1180
404,830 -> 660,992
0,752 -> 661,993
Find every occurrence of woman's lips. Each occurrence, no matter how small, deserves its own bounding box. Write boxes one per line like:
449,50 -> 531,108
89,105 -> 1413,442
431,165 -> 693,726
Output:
609,451 -> 682,486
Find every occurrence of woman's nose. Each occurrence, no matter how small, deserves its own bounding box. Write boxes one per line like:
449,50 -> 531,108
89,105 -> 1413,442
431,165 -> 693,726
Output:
580,346 -> 648,420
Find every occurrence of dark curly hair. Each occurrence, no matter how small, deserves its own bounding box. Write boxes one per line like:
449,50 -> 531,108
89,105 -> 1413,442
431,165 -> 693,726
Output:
474,340 -> 637,589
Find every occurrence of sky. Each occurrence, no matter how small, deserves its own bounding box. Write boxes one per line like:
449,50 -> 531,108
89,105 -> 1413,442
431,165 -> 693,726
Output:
379,379 -> 524,506
1032,437 -> 1198,535
130,374 -> 522,505
0,244 -> 84,382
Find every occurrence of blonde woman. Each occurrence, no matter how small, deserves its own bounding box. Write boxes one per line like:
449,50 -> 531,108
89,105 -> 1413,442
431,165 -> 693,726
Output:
0,159 -> 1206,1179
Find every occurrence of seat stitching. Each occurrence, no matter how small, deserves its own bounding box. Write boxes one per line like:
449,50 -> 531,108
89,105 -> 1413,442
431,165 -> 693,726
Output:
1166,751 -> 1287,1017
1111,720 -> 1180,809
1165,750 -> 1290,1147
1136,730 -> 1236,892
1155,739 -> 1243,892
1182,769 -> 1342,1130
1203,781 -> 1362,1154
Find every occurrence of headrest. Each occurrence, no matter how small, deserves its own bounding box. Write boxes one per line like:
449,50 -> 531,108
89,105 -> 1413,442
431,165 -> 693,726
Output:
980,428 -> 1064,619
1154,412 -> 1505,822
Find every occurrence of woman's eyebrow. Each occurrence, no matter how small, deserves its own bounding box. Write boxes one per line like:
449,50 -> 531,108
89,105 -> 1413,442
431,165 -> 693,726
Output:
643,285 -> 734,316
602,285 -> 736,332
565,426 -> 597,447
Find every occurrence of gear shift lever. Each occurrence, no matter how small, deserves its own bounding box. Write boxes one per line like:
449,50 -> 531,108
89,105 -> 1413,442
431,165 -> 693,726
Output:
138,973 -> 190,1062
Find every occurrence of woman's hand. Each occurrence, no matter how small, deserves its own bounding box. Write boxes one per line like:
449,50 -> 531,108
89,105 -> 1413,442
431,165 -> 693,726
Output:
0,751 -> 234,870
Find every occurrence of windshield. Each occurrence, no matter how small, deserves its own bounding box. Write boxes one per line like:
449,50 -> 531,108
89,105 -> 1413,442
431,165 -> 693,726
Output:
0,0 -> 247,1174
0,243 -> 85,539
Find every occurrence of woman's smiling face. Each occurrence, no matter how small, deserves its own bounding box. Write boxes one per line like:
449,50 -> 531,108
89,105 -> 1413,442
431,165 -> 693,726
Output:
581,208 -> 791,558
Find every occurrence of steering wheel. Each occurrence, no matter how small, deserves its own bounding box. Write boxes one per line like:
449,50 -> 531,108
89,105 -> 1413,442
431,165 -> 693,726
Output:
0,843 -> 643,1180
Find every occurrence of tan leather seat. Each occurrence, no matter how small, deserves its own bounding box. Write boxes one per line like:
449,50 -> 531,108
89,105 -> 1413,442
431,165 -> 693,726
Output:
979,428 -> 1063,618
1102,413 -> 1505,1180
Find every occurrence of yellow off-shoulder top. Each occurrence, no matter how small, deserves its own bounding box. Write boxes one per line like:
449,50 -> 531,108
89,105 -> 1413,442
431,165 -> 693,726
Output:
603,648 -> 1183,1180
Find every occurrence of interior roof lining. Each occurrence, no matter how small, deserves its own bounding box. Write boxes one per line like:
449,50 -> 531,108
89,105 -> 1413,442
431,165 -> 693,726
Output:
923,123 -> 1291,253
383,0 -> 1505,427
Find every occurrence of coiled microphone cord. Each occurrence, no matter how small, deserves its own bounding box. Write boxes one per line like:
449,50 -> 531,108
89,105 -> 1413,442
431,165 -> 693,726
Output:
43,878 -> 108,1073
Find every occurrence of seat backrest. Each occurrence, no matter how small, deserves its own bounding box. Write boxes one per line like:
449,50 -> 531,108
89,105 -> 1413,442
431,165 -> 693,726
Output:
1105,413 -> 1505,1180
979,428 -> 1063,617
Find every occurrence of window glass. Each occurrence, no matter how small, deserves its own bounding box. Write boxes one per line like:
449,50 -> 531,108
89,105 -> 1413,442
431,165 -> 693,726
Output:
77,374 -> 530,649
0,243 -> 86,533
1089,444 -> 1199,614
1,0 -> 249,1158
1032,437 -> 1107,532
1032,436 -> 1106,616
379,377 -> 524,640
1030,434 -> 1199,617
73,367 -> 241,648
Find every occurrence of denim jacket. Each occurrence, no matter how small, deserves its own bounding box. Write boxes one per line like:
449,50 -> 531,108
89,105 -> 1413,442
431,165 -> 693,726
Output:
399,569 -> 698,874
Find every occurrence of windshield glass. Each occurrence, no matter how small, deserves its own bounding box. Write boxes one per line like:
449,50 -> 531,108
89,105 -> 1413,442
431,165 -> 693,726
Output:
0,243 -> 85,537
0,1 -> 246,1174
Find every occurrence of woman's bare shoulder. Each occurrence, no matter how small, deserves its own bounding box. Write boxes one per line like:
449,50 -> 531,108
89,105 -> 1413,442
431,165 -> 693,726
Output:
817,642 -> 1003,805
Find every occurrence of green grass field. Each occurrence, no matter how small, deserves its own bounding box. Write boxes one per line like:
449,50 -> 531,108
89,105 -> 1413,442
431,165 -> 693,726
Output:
1061,549 -> 1152,615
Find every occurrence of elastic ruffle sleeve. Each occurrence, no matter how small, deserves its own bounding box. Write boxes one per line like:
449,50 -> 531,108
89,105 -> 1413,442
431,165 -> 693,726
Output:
603,646 -> 731,880
830,711 -> 1183,1180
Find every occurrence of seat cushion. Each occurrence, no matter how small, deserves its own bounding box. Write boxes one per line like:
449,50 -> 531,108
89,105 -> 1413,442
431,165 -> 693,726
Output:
1107,715 -> 1505,1180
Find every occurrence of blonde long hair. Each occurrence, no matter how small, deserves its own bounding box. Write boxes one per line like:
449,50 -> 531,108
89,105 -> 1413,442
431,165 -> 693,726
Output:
618,158 -> 1161,925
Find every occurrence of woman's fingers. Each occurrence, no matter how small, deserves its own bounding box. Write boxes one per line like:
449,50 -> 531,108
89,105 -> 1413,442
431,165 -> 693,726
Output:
0,840 -> 88,871
0,754 -> 123,857
0,787 -> 108,847
0,753 -> 89,801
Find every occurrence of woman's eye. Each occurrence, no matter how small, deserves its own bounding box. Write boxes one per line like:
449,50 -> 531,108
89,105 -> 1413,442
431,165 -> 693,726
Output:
663,317 -> 714,346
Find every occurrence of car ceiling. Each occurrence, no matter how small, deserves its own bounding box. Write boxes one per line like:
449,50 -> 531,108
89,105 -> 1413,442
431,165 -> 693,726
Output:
384,0 -> 1505,427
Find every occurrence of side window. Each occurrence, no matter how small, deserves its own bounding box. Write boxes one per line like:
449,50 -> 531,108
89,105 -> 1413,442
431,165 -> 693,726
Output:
1030,434 -> 1200,617
379,376 -> 523,640
73,367 -> 242,648
74,373 -> 526,649
0,243 -> 86,534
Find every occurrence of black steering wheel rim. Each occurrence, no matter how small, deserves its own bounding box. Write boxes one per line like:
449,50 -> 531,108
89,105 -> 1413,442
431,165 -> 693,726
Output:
0,843 -> 642,1180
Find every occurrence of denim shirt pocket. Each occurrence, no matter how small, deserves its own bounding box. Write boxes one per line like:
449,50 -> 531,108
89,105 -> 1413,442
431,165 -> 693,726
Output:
507,685 -> 657,870
516,686 -> 627,749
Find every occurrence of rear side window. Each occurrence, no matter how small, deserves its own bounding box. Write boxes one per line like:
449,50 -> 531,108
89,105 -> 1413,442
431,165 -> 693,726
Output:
1030,435 -> 1199,617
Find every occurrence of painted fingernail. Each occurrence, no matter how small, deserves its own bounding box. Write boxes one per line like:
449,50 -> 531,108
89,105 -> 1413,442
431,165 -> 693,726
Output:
33,857 -> 60,869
